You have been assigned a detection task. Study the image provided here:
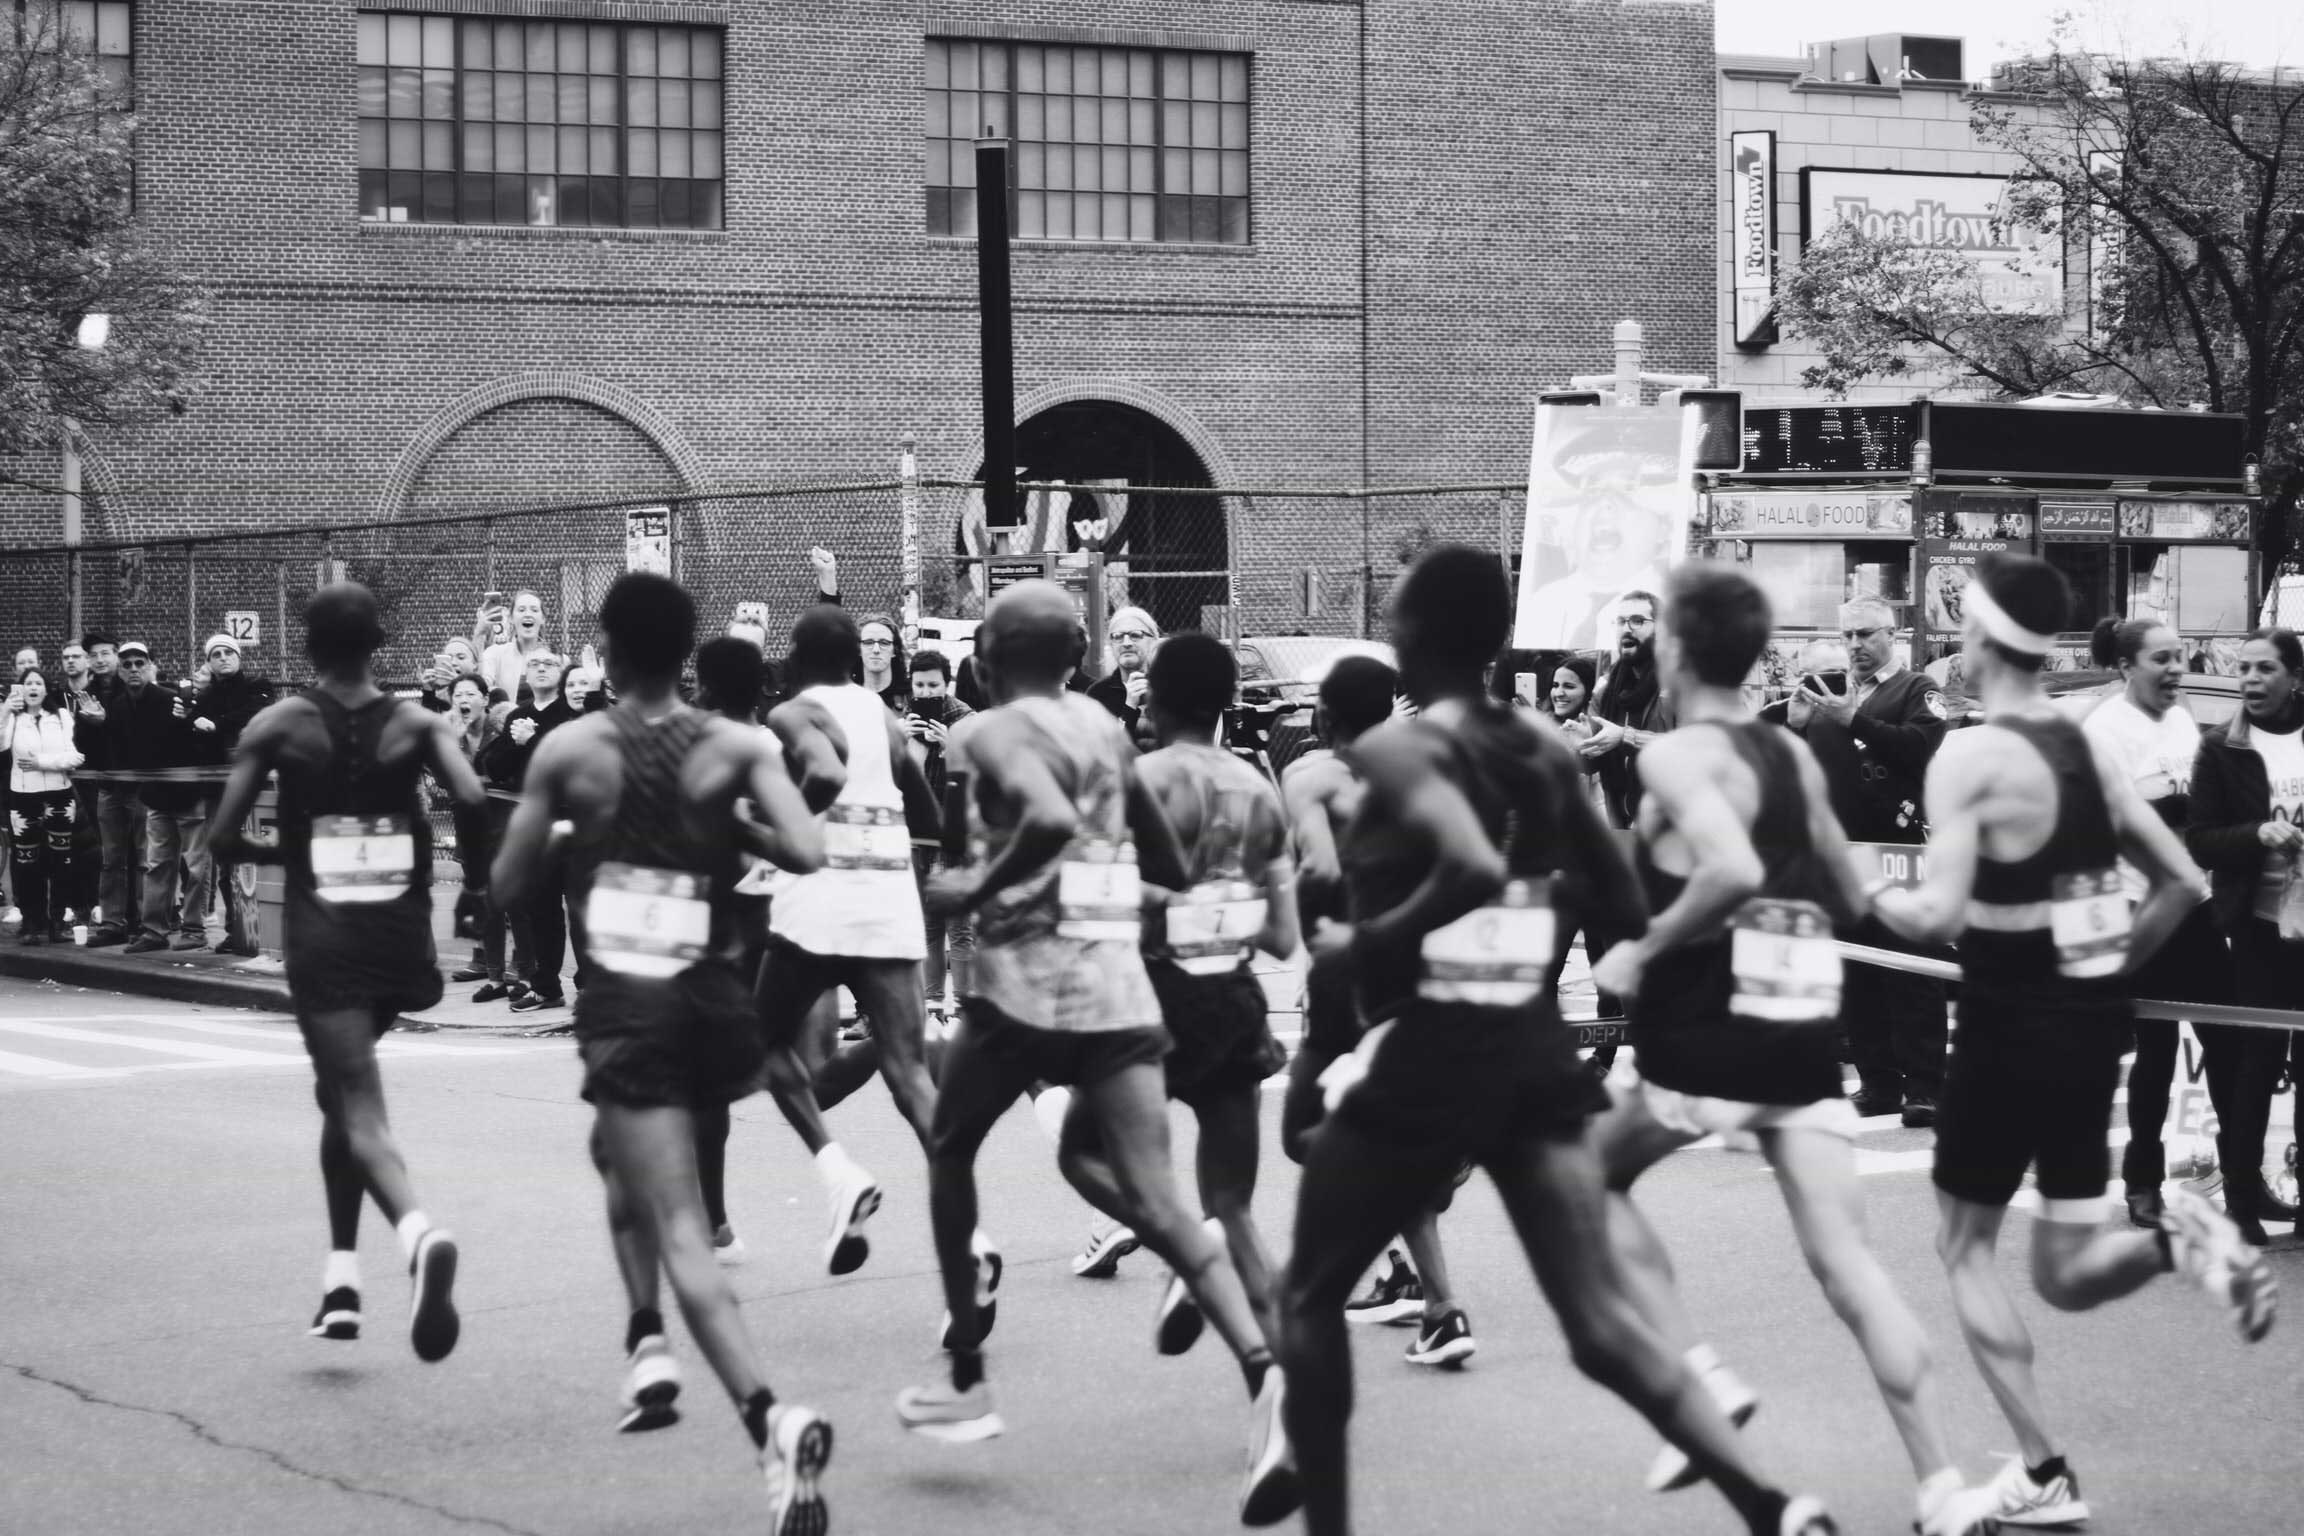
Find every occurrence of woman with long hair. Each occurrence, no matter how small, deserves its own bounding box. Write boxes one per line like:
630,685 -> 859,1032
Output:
3,668 -> 85,943
856,612 -> 909,712
1547,654 -> 1598,739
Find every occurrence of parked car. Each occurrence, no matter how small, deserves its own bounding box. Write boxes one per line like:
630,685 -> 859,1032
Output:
1231,635 -> 1399,777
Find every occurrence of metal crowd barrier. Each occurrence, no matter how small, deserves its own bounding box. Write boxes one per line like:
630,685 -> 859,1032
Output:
1834,940 -> 2304,1034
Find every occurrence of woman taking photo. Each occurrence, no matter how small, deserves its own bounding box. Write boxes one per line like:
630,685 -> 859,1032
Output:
3,668 -> 85,944
1547,655 -> 1598,741
2187,626 -> 2304,1244
2082,618 -> 2242,1228
439,675 -> 515,997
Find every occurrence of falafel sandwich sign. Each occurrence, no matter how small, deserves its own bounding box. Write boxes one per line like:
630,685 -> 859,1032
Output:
1513,403 -> 1699,650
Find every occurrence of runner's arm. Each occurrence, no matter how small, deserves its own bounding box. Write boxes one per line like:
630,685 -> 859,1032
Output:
1123,757 -> 1191,891
743,727 -> 826,874
1868,737 -> 1984,944
1345,725 -> 1504,957
1601,734 -> 1761,981
945,715 -> 1080,913
490,727 -> 572,908
768,700 -> 847,814
2091,732 -> 2209,972
1281,758 -> 1343,904
1250,788 -> 1302,960
206,707 -> 285,863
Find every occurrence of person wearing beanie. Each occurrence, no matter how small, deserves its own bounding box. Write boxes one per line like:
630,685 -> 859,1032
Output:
191,633 -> 277,956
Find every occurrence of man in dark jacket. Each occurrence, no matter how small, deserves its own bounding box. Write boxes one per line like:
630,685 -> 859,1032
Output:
79,634 -> 144,942
478,649 -> 579,1012
105,642 -> 212,953
56,639 -> 107,926
1786,597 -> 1953,1125
1579,591 -> 1674,829
190,634 -> 277,955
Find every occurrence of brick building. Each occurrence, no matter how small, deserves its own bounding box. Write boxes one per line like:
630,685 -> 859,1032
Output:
5,0 -> 1716,668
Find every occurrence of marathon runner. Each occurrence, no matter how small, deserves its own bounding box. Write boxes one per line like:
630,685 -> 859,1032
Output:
1588,563 -> 1998,1535
209,583 -> 480,1363
493,574 -> 835,1530
898,581 -> 1297,1527
1053,632 -> 1298,1349
1868,552 -> 2276,1527
1279,655 -> 1477,1365
1280,544 -> 1836,1536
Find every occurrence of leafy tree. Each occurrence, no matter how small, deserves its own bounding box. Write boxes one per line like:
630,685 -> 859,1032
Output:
1775,42 -> 2304,578
1,9 -> 207,488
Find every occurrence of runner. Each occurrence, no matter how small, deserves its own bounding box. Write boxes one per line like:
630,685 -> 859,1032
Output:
897,580 -> 1298,1527
1587,563 -> 1998,1535
1279,544 -> 1835,1536
1053,632 -> 1299,1350
493,573 -> 835,1531
753,605 -> 972,1284
1278,655 -> 1476,1366
1868,552 -> 2276,1527
208,583 -> 480,1363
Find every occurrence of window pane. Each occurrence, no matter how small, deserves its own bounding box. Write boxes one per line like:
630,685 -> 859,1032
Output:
463,124 -> 493,171
358,118 -> 387,168
388,169 -> 421,219
524,24 -> 552,71
1101,50 -> 1126,95
1102,193 -> 1126,238
1074,145 -> 1099,191
1192,102 -> 1218,146
357,15 -> 386,66
1219,198 -> 1248,243
1043,46 -> 1069,94
926,40 -> 950,88
629,26 -> 655,75
1221,56 -> 1248,102
694,132 -> 722,179
1093,98 -> 1118,142
1017,189 -> 1044,238
560,176 -> 590,227
924,90 -> 946,136
1130,50 -> 1154,96
927,139 -> 952,185
1131,145 -> 1153,186
629,128 -> 657,176
1102,146 -> 1126,190
528,125 -> 554,172
1192,147 -> 1218,194
926,186 -> 951,235
952,188 -> 977,237
557,23 -> 585,71
590,76 -> 618,123
1044,146 -> 1069,190
1074,100 -> 1099,145
388,120 -> 420,168
528,175 -> 556,225
660,28 -> 689,79
423,17 -> 453,68
952,143 -> 975,188
1191,55 -> 1219,100
1220,103 -> 1246,149
1161,100 -> 1187,145
981,43 -> 1007,91
950,41 -> 977,89
387,67 -> 418,117
1130,194 -> 1154,241
1158,193 -> 1188,240
358,167 -> 387,217
693,181 -> 723,230
628,178 -> 659,226
950,91 -> 978,138
387,14 -> 420,66
424,120 -> 454,168
424,170 -> 456,221
526,75 -> 554,122
1130,99 -> 1153,144
1161,147 -> 1187,192
982,92 -> 1009,136
460,71 -> 491,120
459,173 -> 493,222
1045,191 -> 1071,240
692,30 -> 721,79
591,126 -> 617,172
453,19 -> 486,69
591,25 -> 617,74
1045,96 -> 1070,141
1014,142 -> 1043,188
496,172 -> 525,222
632,79 -> 658,127
494,72 -> 522,121
660,77 -> 689,128
359,65 -> 386,117
662,178 -> 691,228
661,129 -> 690,179
1019,94 -> 1043,140
496,124 -> 524,172
422,69 -> 453,119
693,79 -> 721,130
1220,150 -> 1246,197
1016,45 -> 1040,92
494,22 -> 521,67
559,126 -> 587,174
559,74 -> 587,123
1074,49 -> 1100,92
589,176 -> 622,226
1192,195 -> 1219,242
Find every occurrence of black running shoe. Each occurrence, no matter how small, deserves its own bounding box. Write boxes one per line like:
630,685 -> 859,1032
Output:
308,1286 -> 361,1341
1404,1309 -> 1476,1368
1344,1251 -> 1423,1326
408,1229 -> 461,1363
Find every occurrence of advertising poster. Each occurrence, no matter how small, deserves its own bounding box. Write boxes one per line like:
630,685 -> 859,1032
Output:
1512,404 -> 1697,651
1919,494 -> 2034,640
1730,130 -> 1777,348
1803,168 -> 2063,316
623,506 -> 671,575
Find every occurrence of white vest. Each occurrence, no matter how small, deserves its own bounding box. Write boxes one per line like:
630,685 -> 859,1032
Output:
769,683 -> 926,959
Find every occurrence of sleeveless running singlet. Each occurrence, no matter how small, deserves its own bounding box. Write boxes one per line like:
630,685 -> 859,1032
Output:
1960,714 -> 2128,995
567,707 -> 742,972
276,690 -> 444,1015
768,683 -> 925,960
1146,743 -> 1272,977
1631,721 -> 1844,1107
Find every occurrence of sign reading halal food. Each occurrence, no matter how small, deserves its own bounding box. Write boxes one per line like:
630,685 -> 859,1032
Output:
1803,168 -> 2063,316
1708,490 -> 1912,538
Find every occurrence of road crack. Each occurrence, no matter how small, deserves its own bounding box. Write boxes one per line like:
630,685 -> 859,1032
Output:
4,1359 -> 553,1536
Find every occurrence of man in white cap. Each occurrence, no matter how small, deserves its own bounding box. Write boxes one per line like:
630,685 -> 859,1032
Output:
189,633 -> 276,955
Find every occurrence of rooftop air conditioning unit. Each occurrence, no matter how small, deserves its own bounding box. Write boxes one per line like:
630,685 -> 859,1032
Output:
1810,34 -> 1965,87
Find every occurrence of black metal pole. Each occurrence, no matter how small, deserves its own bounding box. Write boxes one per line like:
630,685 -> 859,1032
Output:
975,135 -> 1017,529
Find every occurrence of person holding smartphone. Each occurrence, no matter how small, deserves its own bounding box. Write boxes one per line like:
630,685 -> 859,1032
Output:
906,649 -> 973,1017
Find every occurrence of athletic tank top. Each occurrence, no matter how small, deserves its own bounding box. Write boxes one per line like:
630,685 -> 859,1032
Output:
1144,743 -> 1272,976
962,691 -> 1158,1033
1341,700 -> 1582,1028
278,691 -> 432,906
1961,714 -> 2127,990
568,707 -> 744,974
768,682 -> 925,960
1631,722 -> 1845,1106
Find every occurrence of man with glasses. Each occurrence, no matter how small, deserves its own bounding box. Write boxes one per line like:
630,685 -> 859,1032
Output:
1580,593 -> 1674,830
1781,596 -> 1952,1126
1088,607 -> 1162,738
97,643 -> 198,951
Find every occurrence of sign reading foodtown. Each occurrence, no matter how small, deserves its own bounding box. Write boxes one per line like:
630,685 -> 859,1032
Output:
1801,168 -> 2063,316
1730,130 -> 1776,348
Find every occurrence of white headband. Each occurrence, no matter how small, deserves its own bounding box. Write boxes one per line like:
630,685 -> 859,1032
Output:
1963,580 -> 2055,657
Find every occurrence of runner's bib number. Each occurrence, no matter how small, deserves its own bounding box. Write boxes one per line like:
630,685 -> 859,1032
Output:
310,815 -> 415,904
1728,897 -> 1842,1023
1057,838 -> 1141,942
1418,878 -> 1554,1006
2050,868 -> 2131,978
823,804 -> 912,873
586,862 -> 711,979
1166,881 -> 1267,976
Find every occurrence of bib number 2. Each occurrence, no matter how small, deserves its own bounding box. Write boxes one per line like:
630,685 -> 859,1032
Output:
311,815 -> 415,904
586,862 -> 711,979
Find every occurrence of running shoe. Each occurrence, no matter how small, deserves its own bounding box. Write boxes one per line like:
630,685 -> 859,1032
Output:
308,1286 -> 361,1342
896,1379 -> 1004,1443
1070,1220 -> 1140,1278
1778,1493 -> 1839,1535
1155,1270 -> 1205,1356
714,1223 -> 748,1266
760,1403 -> 833,1536
1917,1480 -> 2008,1536
1646,1361 -> 1757,1493
1239,1367 -> 1301,1527
938,1233 -> 1006,1351
407,1228 -> 461,1363
617,1335 -> 682,1433
2161,1186 -> 2278,1343
449,964 -> 489,983
824,1166 -> 881,1276
1983,1457 -> 2088,1527
1344,1249 -> 1423,1326
2124,1186 -> 2165,1229
1403,1308 -> 1476,1368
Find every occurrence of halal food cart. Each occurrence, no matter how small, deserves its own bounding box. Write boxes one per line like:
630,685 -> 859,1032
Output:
1697,399 -> 2258,680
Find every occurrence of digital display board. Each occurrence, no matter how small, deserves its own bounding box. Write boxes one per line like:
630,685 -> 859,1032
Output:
1927,403 -> 2246,484
1742,405 -> 1918,476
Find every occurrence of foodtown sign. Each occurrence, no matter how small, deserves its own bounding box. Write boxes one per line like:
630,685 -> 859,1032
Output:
1731,130 -> 1776,348
1802,168 -> 2063,317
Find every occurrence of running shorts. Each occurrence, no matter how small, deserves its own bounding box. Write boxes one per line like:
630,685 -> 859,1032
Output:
1333,1000 -> 1605,1158
575,959 -> 766,1111
1636,1077 -> 1861,1143
1152,961 -> 1286,1108
1932,982 -> 2130,1214
955,997 -> 1170,1089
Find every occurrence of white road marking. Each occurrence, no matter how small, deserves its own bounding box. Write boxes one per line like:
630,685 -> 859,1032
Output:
0,1014 -> 561,1080
0,1019 -> 306,1065
0,1047 -> 129,1080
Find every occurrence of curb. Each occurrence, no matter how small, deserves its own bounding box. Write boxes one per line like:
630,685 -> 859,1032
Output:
0,945 -> 295,1012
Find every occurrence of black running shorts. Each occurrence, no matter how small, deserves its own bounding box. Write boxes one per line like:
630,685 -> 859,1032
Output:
1152,961 -> 1286,1108
955,997 -> 1170,1089
1336,1000 -> 1605,1158
1932,982 -> 2130,1211
1301,945 -> 1361,1059
574,959 -> 766,1111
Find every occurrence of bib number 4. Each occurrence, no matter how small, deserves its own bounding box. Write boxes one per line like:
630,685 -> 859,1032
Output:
311,815 -> 415,904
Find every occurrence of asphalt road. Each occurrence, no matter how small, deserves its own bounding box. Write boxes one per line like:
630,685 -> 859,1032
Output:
2,975 -> 2299,1536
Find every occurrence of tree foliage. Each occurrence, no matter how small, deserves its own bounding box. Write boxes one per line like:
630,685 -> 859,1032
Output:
0,11 -> 208,487
1775,38 -> 2304,576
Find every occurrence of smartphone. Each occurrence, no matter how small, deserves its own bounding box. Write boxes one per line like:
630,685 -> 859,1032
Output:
1802,670 -> 1849,697
940,772 -> 971,864
1514,672 -> 1539,706
432,652 -> 456,678
480,591 -> 510,645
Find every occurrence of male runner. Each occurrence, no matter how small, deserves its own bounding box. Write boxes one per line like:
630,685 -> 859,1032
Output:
899,581 -> 1298,1526
1280,544 -> 1835,1536
1589,564 -> 1998,1534
494,574 -> 834,1530
209,584 -> 478,1362
753,605 -> 960,1281
1868,552 -> 2275,1526
1278,656 -> 1476,1365
1053,632 -> 1299,1350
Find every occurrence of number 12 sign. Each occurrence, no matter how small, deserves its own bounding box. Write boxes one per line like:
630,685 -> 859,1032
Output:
222,611 -> 261,646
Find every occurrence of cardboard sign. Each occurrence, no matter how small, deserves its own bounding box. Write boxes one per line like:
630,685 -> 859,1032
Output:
221,611 -> 261,646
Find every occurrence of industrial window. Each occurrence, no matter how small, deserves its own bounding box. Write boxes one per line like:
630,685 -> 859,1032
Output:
17,2 -> 133,92
925,37 -> 1249,245
355,12 -> 724,230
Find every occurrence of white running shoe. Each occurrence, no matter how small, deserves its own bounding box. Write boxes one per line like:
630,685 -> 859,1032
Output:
713,1223 -> 748,1266
2161,1186 -> 2278,1343
1917,1480 -> 2006,1536
1984,1456 -> 2089,1527
1071,1220 -> 1139,1278
759,1403 -> 832,1536
1239,1367 -> 1301,1527
617,1335 -> 682,1433
1779,1493 -> 1838,1535
407,1228 -> 461,1364
1645,1361 -> 1757,1493
896,1379 -> 1004,1443
823,1167 -> 881,1276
